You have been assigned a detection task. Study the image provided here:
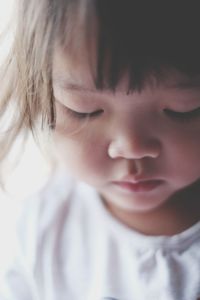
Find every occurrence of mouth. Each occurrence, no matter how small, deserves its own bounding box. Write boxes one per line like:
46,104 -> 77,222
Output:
111,179 -> 163,193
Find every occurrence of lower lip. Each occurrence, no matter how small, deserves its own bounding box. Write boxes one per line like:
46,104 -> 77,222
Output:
112,180 -> 163,193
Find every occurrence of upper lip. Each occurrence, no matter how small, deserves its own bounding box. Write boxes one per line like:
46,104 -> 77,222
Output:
113,175 -> 161,184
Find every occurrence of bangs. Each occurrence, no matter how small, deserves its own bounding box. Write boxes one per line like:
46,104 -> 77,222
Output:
58,0 -> 200,92
95,0 -> 200,91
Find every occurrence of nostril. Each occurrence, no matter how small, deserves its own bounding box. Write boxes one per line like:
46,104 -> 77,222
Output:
107,138 -> 161,160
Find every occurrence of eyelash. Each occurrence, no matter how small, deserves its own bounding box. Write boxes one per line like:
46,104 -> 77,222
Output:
66,108 -> 104,119
64,106 -> 200,122
164,107 -> 200,121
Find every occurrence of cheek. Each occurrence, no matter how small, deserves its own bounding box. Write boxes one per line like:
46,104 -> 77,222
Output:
168,127 -> 200,156
163,120 -> 200,155
52,129 -> 110,180
164,128 -> 200,183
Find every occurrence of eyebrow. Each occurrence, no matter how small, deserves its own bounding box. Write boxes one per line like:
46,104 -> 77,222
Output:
168,79 -> 200,90
53,76 -> 200,95
61,82 -> 101,93
53,77 -> 108,95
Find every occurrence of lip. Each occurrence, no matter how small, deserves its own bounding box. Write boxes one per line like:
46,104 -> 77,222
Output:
112,180 -> 163,193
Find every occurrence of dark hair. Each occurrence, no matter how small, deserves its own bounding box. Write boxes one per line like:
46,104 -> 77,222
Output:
0,0 -> 199,172
94,0 -> 200,91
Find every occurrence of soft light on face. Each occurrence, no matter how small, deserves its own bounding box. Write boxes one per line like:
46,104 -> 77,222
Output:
52,45 -> 200,215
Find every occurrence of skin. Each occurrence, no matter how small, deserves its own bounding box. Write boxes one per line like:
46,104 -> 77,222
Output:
52,46 -> 200,236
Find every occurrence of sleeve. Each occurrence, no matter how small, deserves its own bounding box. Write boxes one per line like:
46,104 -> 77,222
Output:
0,198 -> 41,300
0,171 -> 72,300
0,254 -> 40,300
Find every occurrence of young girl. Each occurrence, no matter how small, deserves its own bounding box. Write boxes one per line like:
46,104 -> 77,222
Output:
0,0 -> 200,299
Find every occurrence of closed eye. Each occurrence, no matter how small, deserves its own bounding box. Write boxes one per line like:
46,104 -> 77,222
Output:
164,107 -> 200,121
67,108 -> 104,119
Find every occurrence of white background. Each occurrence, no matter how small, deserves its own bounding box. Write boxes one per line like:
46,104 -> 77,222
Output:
0,0 -> 51,266
0,0 -> 50,238
0,0 -> 50,198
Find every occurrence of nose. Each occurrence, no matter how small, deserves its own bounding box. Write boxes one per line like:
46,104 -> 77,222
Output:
108,126 -> 161,160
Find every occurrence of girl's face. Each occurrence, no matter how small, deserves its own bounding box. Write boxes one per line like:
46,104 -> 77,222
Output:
52,46 -> 200,214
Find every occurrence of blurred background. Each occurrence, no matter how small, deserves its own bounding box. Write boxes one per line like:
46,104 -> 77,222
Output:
0,0 -> 50,200
0,0 -> 51,265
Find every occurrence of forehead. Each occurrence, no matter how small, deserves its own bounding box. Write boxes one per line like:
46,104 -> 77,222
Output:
52,45 -> 200,95
52,44 -> 96,89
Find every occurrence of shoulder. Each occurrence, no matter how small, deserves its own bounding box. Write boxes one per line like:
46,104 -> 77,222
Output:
17,169 -> 75,247
0,170 -> 101,299
15,169 -> 101,262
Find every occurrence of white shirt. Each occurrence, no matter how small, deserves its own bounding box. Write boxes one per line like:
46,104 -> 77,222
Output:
0,170 -> 200,300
